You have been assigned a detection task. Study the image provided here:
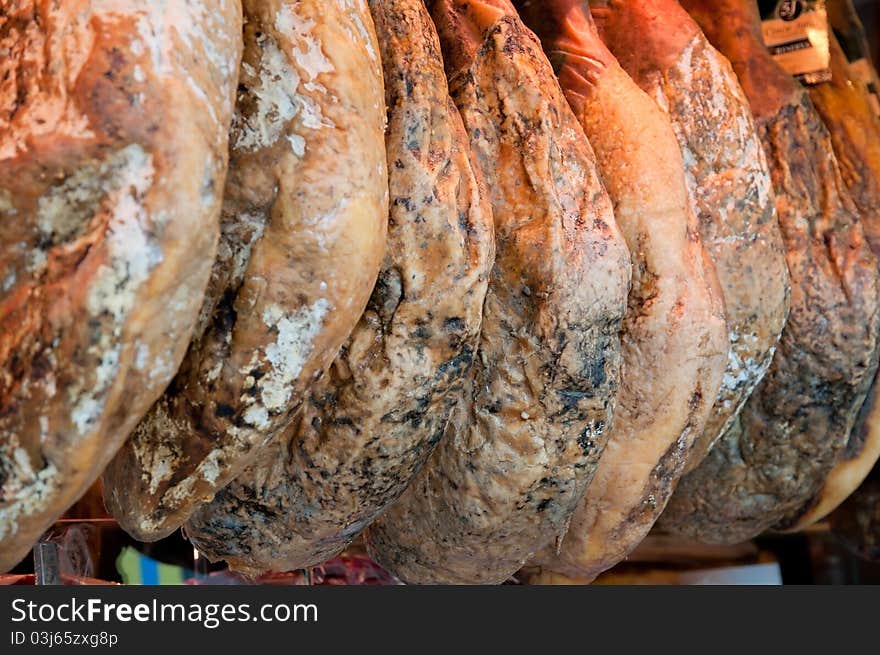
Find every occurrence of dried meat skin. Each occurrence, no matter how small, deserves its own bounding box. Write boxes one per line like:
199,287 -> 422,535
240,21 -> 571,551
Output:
780,33 -> 880,531
0,0 -> 242,571
591,0 -> 791,469
659,0 -> 880,544
514,0 -> 728,582
364,0 -> 631,585
102,0 -> 389,541
182,0 -> 494,574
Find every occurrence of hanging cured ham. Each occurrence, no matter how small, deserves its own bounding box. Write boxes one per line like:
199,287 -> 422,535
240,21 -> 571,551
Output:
364,0 -> 632,585
514,0 -> 728,582
660,0 -> 880,544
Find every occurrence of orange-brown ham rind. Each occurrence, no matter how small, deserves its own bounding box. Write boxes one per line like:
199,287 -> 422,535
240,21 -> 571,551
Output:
0,0 -> 243,571
101,0 -> 389,542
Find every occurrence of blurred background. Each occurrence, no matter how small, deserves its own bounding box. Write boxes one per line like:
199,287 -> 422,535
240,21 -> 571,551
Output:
855,0 -> 879,62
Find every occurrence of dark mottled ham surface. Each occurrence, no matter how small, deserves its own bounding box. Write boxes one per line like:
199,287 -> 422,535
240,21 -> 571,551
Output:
364,0 -> 631,585
514,0 -> 728,582
183,0 -> 494,575
660,0 -> 880,544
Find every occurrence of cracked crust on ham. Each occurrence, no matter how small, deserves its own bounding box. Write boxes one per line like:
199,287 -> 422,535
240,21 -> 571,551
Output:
514,0 -> 728,583
659,0 -> 880,544
364,0 -> 631,585
102,0 -> 388,541
781,33 -> 880,531
182,0 -> 495,575
0,0 -> 242,571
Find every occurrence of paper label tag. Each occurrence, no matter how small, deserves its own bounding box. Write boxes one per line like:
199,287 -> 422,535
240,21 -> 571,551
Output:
760,0 -> 831,84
